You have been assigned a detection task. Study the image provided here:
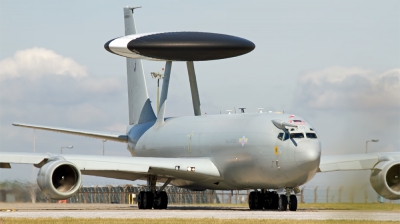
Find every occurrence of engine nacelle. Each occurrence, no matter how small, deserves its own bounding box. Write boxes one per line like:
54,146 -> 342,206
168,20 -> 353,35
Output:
370,161 -> 400,200
37,160 -> 82,200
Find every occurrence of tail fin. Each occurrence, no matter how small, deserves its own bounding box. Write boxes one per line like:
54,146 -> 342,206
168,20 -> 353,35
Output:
124,7 -> 156,125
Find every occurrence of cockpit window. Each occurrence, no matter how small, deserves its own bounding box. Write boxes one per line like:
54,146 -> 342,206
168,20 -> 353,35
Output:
277,133 -> 284,140
283,133 -> 289,141
290,133 -> 304,139
306,133 -> 318,139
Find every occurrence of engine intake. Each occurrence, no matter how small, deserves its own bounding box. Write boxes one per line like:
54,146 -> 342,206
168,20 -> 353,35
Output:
37,160 -> 82,200
370,161 -> 400,200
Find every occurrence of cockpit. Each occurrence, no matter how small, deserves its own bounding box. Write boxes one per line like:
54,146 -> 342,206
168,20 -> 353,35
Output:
277,129 -> 318,141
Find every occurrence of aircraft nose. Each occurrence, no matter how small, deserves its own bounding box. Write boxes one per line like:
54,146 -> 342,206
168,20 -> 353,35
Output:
295,140 -> 321,172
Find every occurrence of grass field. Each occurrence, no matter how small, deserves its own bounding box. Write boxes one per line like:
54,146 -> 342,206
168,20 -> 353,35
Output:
177,203 -> 400,211
297,203 -> 400,211
1,218 -> 399,224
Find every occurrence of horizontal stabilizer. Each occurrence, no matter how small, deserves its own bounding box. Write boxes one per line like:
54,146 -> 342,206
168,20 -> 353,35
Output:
12,123 -> 127,143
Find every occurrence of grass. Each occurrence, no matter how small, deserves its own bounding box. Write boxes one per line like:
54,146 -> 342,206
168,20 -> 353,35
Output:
297,203 -> 400,211
173,203 -> 400,211
1,218 -> 399,224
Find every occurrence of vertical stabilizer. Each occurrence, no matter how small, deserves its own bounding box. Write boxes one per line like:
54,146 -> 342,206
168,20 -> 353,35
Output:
124,7 -> 156,124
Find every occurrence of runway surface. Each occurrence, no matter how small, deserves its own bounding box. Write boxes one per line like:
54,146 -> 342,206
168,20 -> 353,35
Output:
0,204 -> 399,221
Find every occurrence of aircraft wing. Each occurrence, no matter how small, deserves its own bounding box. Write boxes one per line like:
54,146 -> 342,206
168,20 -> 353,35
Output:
12,123 -> 127,143
318,152 -> 400,172
0,152 -> 221,182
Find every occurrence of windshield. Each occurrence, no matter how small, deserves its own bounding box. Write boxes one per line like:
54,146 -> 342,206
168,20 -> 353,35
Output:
290,133 -> 304,139
306,133 -> 318,139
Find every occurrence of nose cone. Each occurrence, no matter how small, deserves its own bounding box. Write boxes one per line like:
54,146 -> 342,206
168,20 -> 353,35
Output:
295,140 -> 321,172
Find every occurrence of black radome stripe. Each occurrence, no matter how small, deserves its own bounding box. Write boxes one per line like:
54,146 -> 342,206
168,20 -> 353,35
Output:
127,32 -> 255,61
104,38 -> 118,55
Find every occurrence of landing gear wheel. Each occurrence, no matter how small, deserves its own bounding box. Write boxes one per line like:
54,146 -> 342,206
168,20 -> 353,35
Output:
278,195 -> 288,211
271,192 -> 279,210
153,191 -> 168,209
137,191 -> 145,209
264,192 -> 279,209
248,192 -> 255,209
143,192 -> 154,209
159,191 -> 168,209
254,192 -> 264,209
264,192 -> 272,209
289,195 -> 297,211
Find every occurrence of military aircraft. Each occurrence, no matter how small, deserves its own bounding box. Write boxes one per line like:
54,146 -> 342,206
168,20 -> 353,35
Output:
1,7 -> 399,211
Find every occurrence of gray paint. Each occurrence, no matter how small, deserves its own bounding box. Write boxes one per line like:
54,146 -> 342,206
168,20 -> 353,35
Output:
129,112 -> 321,190
186,61 -> 202,116
158,61 -> 172,115
137,99 -> 156,124
124,7 -> 156,125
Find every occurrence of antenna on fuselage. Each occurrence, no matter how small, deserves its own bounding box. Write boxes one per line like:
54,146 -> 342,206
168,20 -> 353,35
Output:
151,70 -> 164,113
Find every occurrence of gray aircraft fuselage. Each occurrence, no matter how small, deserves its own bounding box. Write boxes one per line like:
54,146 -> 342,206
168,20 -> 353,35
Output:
126,112 -> 321,190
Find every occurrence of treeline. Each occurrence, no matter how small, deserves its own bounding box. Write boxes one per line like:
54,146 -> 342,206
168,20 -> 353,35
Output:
0,180 -> 44,203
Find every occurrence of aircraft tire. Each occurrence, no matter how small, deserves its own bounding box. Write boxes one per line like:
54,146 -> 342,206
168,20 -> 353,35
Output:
289,195 -> 297,211
263,192 -> 272,209
153,191 -> 168,209
138,191 -> 145,209
143,191 -> 154,209
248,191 -> 256,209
160,191 -> 168,209
254,192 -> 264,209
264,192 -> 278,209
271,192 -> 279,209
153,192 -> 160,209
278,195 -> 288,211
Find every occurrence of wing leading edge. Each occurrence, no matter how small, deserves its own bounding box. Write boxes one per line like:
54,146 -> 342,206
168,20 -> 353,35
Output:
318,152 -> 400,172
0,152 -> 221,182
12,123 -> 127,143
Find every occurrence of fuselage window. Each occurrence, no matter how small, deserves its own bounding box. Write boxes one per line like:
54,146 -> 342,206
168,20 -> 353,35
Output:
306,133 -> 318,139
277,133 -> 284,140
290,133 -> 304,139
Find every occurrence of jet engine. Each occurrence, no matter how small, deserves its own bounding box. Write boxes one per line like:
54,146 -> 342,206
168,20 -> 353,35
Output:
370,161 -> 400,200
37,159 -> 82,200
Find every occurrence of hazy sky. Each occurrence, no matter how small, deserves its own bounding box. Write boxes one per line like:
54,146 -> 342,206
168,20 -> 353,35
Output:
0,0 -> 399,189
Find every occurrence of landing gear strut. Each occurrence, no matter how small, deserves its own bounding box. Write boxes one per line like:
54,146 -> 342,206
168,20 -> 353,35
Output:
138,176 -> 171,210
248,188 -> 297,211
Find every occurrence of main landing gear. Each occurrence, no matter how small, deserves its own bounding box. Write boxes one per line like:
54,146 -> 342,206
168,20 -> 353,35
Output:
248,188 -> 298,211
137,176 -> 171,210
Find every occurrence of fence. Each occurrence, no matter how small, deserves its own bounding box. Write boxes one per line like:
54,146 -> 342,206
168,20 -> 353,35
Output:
0,181 -> 398,204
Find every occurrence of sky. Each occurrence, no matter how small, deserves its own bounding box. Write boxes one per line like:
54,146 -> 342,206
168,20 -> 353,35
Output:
0,0 -> 399,192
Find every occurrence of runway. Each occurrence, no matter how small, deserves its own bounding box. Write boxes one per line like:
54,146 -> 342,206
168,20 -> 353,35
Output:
0,204 -> 399,220
1,210 -> 400,221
